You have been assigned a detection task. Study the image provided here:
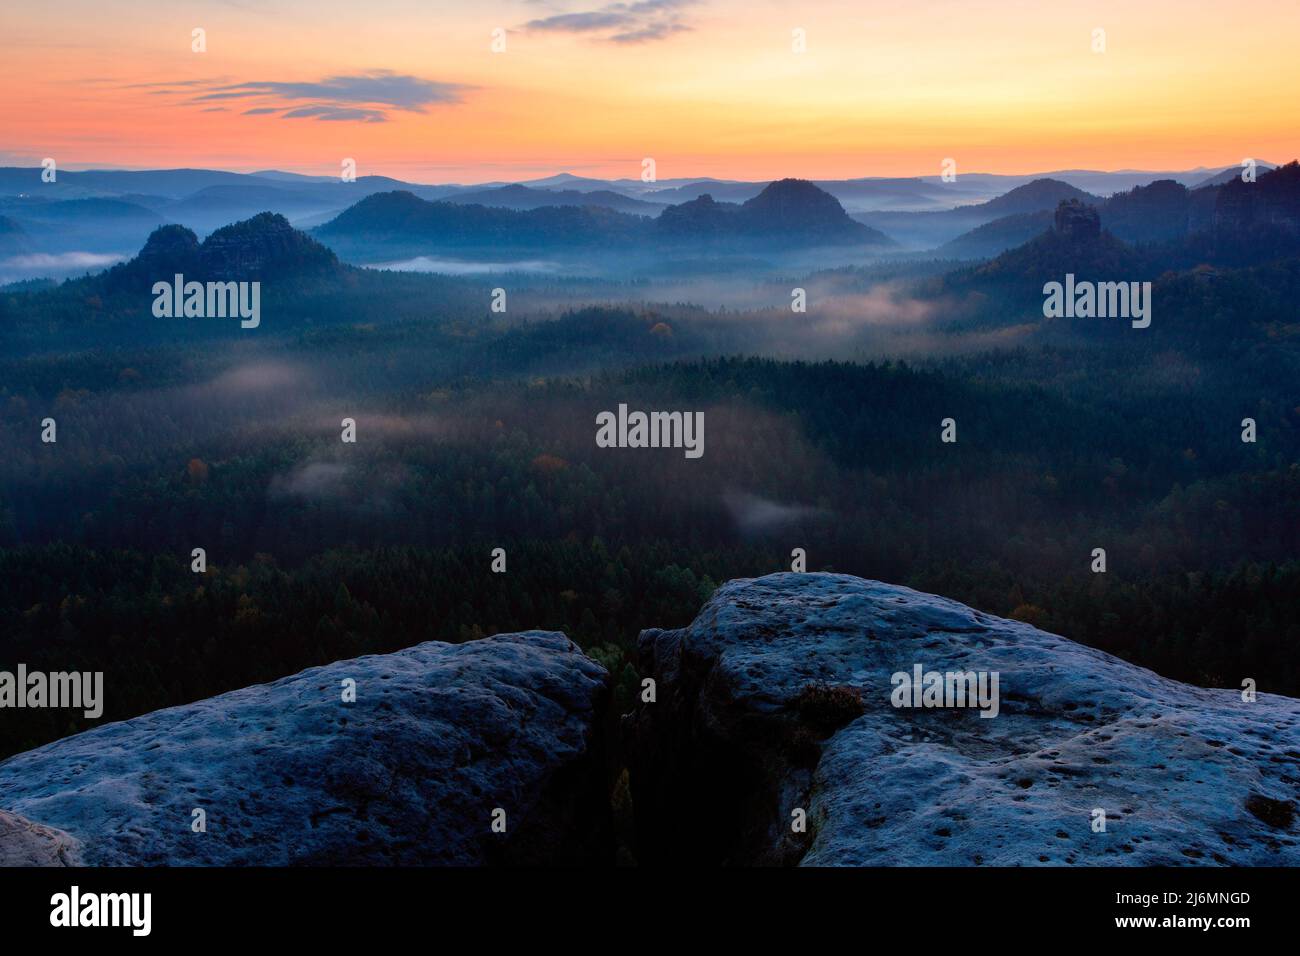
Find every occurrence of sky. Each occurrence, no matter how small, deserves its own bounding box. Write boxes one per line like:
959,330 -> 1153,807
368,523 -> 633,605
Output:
1,0 -> 1297,183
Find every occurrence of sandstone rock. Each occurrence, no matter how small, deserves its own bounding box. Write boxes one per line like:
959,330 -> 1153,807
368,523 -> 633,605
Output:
1053,198 -> 1101,241
0,631 -> 610,865
627,572 -> 1300,866
0,809 -> 80,866
197,211 -> 338,279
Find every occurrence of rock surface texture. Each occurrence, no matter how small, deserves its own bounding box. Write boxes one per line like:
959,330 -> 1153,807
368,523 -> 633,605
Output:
627,573 -> 1300,866
0,809 -> 80,866
0,631 -> 610,865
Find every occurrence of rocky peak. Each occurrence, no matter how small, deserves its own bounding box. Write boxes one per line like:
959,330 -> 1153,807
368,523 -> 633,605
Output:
198,211 -> 338,279
135,223 -> 201,267
1053,198 -> 1101,241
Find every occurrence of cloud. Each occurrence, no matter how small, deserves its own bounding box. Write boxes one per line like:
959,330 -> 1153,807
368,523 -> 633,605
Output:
196,71 -> 467,109
281,105 -> 387,123
524,0 -> 699,44
139,71 -> 472,123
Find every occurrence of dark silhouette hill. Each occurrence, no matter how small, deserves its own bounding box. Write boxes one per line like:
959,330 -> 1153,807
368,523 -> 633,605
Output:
316,190 -> 646,250
447,183 -> 663,216
106,212 -> 339,292
977,178 -> 1098,217
855,178 -> 1101,249
940,162 -> 1300,262
318,180 -> 892,252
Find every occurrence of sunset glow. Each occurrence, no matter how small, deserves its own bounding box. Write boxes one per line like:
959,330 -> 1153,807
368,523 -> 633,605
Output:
2,0 -> 1297,180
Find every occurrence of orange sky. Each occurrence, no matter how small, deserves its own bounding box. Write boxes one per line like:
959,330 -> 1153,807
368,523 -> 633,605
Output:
1,0 -> 1296,182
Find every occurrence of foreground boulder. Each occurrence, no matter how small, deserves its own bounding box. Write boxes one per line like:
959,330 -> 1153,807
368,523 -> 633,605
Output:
627,573 -> 1300,866
0,810 -> 79,866
0,631 -> 610,865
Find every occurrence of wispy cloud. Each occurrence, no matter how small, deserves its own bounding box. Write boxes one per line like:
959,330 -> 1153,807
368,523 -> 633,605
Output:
280,105 -> 388,123
135,71 -> 472,123
524,0 -> 699,44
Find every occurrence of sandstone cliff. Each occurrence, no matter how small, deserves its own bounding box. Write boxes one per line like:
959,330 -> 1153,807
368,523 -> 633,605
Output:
0,631 -> 610,865
627,573 -> 1300,865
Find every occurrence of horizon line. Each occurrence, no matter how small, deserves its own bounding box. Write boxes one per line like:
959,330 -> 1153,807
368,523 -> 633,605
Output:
1,159 -> 1286,189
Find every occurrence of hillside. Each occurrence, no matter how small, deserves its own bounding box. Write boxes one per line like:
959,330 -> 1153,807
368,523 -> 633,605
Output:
938,209 -> 1053,259
939,162 -> 1300,261
447,183 -> 665,216
0,215 -> 29,255
315,189 -> 646,250
855,178 -> 1101,250
318,180 -> 892,254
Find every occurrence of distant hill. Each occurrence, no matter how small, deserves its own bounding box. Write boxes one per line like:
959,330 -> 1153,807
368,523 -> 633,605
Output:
519,173 -> 637,193
168,184 -> 342,219
977,178 -> 1097,217
0,198 -> 166,255
1191,162 -> 1278,189
946,179 -> 1206,257
646,181 -> 768,204
648,176 -> 986,213
1213,160 -> 1300,239
654,194 -> 740,240
939,163 -> 1300,262
315,190 -> 646,252
318,179 -> 892,254
1098,179 -> 1194,243
654,179 -> 894,246
740,179 -> 880,240
0,215 -> 29,255
106,212 -> 339,293
446,184 -> 663,216
938,209 -> 1053,259
938,201 -> 1156,325
855,178 -> 1101,250
0,211 -> 492,353
2,198 -> 163,224
971,201 -> 1153,283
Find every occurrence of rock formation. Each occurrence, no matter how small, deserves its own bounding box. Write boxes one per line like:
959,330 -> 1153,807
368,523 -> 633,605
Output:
0,631 -> 610,865
0,810 -> 80,866
4,573 -> 1297,866
1053,198 -> 1101,241
627,572 -> 1300,866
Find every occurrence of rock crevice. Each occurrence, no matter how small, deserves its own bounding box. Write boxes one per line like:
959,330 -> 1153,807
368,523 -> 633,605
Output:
626,573 -> 1300,866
